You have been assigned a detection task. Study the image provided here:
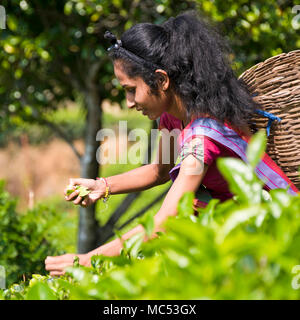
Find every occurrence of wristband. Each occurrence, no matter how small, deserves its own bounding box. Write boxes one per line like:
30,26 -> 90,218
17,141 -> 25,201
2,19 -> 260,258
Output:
96,177 -> 111,203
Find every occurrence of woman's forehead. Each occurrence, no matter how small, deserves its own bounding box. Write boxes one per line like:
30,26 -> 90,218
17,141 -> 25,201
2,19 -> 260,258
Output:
114,62 -> 128,82
113,60 -> 141,87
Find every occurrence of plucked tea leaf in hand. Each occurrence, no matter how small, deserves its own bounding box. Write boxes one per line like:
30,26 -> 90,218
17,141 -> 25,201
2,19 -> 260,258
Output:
76,186 -> 90,197
66,185 -> 91,197
66,188 -> 74,196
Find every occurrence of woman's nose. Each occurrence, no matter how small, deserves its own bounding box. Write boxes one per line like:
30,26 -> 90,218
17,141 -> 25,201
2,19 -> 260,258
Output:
126,97 -> 136,109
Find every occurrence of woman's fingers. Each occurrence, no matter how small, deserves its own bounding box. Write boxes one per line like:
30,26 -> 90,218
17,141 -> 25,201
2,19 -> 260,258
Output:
64,189 -> 85,205
81,197 -> 92,207
73,195 -> 83,205
64,178 -> 83,196
45,254 -> 73,264
45,262 -> 71,272
64,178 -> 100,207
69,178 -> 83,187
45,254 -> 89,276
45,254 -> 75,274
65,189 -> 79,201
49,271 -> 66,277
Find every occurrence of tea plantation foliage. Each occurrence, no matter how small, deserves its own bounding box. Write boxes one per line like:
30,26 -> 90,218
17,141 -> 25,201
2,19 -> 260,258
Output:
0,181 -> 66,288
1,132 -> 300,300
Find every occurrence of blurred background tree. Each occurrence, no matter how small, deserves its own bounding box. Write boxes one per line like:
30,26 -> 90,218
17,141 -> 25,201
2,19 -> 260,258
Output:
0,0 -> 299,254
195,0 -> 300,71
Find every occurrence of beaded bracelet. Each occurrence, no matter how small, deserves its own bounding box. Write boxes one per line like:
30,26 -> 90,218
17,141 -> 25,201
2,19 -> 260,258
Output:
96,177 -> 111,203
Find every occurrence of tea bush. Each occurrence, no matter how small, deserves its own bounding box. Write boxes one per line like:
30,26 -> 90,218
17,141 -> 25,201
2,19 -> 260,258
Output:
0,181 -> 65,287
1,132 -> 300,300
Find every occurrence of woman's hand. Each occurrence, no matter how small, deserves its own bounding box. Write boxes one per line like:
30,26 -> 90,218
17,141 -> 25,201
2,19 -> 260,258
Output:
45,253 -> 91,276
64,178 -> 105,207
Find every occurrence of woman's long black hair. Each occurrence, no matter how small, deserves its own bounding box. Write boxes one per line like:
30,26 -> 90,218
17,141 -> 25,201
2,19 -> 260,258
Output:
104,11 -> 259,129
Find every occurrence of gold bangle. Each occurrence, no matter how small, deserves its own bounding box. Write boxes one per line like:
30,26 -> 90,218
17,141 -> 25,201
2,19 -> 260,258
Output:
97,177 -> 110,203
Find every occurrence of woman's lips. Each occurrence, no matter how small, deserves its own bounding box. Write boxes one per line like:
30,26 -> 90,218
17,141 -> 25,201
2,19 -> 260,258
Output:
136,107 -> 147,115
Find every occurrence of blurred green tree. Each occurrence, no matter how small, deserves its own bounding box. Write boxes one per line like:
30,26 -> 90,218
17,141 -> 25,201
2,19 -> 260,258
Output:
0,0 -> 196,253
194,0 -> 300,72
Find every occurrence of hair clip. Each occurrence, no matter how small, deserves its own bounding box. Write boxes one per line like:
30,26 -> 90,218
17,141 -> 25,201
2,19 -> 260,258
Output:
107,40 -> 122,52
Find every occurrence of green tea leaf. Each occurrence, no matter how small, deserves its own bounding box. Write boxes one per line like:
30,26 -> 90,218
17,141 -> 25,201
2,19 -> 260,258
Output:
177,192 -> 195,218
217,158 -> 263,204
139,212 -> 155,237
199,199 -> 220,226
123,233 -> 144,259
26,282 -> 57,300
66,185 -> 90,197
66,188 -> 74,196
76,186 -> 90,197
246,130 -> 267,168
73,256 -> 80,267
114,228 -> 123,241
218,205 -> 265,242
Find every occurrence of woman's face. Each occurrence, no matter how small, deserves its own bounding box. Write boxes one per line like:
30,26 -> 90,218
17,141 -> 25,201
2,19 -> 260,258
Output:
113,60 -> 171,121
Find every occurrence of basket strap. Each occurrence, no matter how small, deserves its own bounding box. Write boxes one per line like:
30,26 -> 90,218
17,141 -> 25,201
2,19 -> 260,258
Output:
169,117 -> 298,195
255,109 -> 281,136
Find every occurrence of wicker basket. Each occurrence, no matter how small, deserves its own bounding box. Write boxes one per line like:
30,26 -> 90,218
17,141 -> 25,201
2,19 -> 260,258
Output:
238,50 -> 300,189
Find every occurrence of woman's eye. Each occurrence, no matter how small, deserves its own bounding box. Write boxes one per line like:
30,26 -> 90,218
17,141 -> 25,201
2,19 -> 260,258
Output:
126,88 -> 136,94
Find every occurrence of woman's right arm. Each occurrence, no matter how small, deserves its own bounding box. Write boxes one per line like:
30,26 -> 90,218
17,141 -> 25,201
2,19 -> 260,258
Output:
107,130 -> 177,193
66,132 -> 176,205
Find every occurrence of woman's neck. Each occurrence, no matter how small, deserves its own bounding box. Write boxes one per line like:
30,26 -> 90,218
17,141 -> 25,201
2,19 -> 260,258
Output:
167,94 -> 189,127
165,94 -> 252,135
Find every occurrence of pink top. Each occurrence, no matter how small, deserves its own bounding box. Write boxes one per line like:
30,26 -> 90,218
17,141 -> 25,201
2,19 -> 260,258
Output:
158,112 -> 241,201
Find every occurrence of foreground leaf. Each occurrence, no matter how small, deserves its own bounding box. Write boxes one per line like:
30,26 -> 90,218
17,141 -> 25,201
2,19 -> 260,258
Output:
26,282 -> 57,300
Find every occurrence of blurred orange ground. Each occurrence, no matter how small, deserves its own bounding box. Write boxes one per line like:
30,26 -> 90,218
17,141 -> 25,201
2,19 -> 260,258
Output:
0,130 -> 129,211
0,137 -> 83,210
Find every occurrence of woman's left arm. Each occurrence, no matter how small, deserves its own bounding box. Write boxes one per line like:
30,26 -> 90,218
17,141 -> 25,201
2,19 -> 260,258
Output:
45,154 -> 207,276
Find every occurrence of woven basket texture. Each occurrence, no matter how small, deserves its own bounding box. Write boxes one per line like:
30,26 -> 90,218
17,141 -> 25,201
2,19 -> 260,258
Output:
238,50 -> 300,189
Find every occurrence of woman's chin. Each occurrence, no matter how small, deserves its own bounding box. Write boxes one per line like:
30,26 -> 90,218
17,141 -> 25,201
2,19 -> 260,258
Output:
146,113 -> 156,120
147,114 -> 155,120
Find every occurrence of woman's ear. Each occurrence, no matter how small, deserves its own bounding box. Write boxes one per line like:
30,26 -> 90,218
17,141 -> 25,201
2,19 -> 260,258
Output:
155,69 -> 170,91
